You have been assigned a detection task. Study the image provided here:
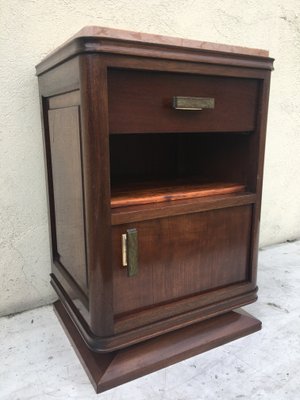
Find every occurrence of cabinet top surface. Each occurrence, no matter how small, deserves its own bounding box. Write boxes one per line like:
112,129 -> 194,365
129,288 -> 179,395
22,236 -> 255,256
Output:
36,26 -> 273,75
70,26 -> 269,57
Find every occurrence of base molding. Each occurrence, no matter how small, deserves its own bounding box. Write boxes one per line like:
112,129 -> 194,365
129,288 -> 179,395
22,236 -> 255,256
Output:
54,300 -> 261,393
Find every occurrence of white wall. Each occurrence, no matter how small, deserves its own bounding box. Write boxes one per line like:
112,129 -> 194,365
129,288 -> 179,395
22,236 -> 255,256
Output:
1,0 -> 300,317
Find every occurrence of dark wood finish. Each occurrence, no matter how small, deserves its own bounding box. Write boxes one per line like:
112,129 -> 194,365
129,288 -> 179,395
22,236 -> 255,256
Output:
111,181 -> 245,208
38,57 -> 80,97
113,205 -> 252,316
48,106 -> 88,293
248,77 -> 272,284
114,283 -> 257,334
52,272 -> 258,351
79,54 -> 114,336
108,69 -> 258,133
102,53 -> 271,80
48,90 -> 80,109
111,192 -> 256,225
36,26 -> 273,76
109,133 -> 251,192
37,27 -> 272,392
54,300 -> 261,394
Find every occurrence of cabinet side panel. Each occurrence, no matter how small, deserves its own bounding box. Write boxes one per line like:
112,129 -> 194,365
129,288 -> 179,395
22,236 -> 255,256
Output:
78,54 -> 114,336
48,106 -> 88,293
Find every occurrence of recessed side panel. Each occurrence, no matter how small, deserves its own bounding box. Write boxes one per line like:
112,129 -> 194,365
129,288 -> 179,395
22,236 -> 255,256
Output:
48,106 -> 88,293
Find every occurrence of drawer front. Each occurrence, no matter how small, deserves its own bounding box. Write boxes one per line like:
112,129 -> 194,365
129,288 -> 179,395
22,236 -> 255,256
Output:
108,69 -> 258,134
112,205 -> 252,316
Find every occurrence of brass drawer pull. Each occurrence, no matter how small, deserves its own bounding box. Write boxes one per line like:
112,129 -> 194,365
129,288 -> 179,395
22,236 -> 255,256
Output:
173,96 -> 215,111
122,228 -> 138,277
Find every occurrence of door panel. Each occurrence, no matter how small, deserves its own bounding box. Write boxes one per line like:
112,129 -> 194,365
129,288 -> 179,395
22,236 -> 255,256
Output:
112,205 -> 252,315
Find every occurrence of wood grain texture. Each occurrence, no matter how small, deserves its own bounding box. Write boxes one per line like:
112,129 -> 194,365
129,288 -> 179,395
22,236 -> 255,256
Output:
247,76 -> 272,285
38,73 -> 94,327
48,106 -> 88,293
38,57 -> 80,97
113,205 -> 252,316
113,283 -> 257,334
37,29 -> 272,379
48,90 -> 80,109
54,299 -> 261,394
111,181 -> 245,207
103,54 -> 271,80
51,270 -> 258,351
70,26 -> 270,57
111,192 -> 256,225
36,26 -> 273,76
79,54 -> 114,336
110,132 -> 251,186
108,69 -> 259,133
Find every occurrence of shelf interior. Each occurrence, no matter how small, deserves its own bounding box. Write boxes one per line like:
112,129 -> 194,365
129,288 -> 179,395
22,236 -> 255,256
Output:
109,131 -> 256,222
111,180 -> 245,208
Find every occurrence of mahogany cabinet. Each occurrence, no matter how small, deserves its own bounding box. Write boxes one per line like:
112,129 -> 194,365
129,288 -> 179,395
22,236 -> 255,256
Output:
36,26 -> 273,393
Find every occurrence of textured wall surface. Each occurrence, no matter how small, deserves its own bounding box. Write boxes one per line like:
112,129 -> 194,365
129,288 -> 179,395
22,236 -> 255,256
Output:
1,0 -> 300,316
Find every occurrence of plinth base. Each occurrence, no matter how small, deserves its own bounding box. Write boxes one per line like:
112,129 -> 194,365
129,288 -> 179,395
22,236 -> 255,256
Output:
54,301 -> 261,394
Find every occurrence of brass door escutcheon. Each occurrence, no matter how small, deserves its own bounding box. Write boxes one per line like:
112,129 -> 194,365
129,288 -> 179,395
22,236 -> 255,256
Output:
122,228 -> 138,277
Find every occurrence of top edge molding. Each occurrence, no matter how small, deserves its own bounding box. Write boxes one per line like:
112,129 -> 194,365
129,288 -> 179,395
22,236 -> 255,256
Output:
36,26 -> 274,75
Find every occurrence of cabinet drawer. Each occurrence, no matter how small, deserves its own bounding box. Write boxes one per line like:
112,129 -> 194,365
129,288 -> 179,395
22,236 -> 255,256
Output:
112,205 -> 252,316
108,69 -> 259,134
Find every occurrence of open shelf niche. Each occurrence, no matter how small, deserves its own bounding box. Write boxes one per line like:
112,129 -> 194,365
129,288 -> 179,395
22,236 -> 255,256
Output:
109,131 -> 254,220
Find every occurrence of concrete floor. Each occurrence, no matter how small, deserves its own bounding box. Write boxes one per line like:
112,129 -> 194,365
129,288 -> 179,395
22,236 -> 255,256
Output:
1,240 -> 300,399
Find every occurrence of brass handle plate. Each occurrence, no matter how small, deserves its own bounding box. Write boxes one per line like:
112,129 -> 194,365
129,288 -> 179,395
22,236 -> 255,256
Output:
121,229 -> 138,277
122,234 -> 127,267
173,96 -> 215,111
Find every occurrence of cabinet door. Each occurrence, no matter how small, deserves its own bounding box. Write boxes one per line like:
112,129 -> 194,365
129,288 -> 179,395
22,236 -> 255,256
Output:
112,205 -> 252,316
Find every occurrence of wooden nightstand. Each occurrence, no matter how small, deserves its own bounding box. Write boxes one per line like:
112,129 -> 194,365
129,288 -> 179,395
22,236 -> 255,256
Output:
36,26 -> 273,393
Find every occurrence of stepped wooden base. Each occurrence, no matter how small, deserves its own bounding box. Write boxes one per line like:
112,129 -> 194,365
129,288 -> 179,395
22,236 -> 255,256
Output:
54,301 -> 261,394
